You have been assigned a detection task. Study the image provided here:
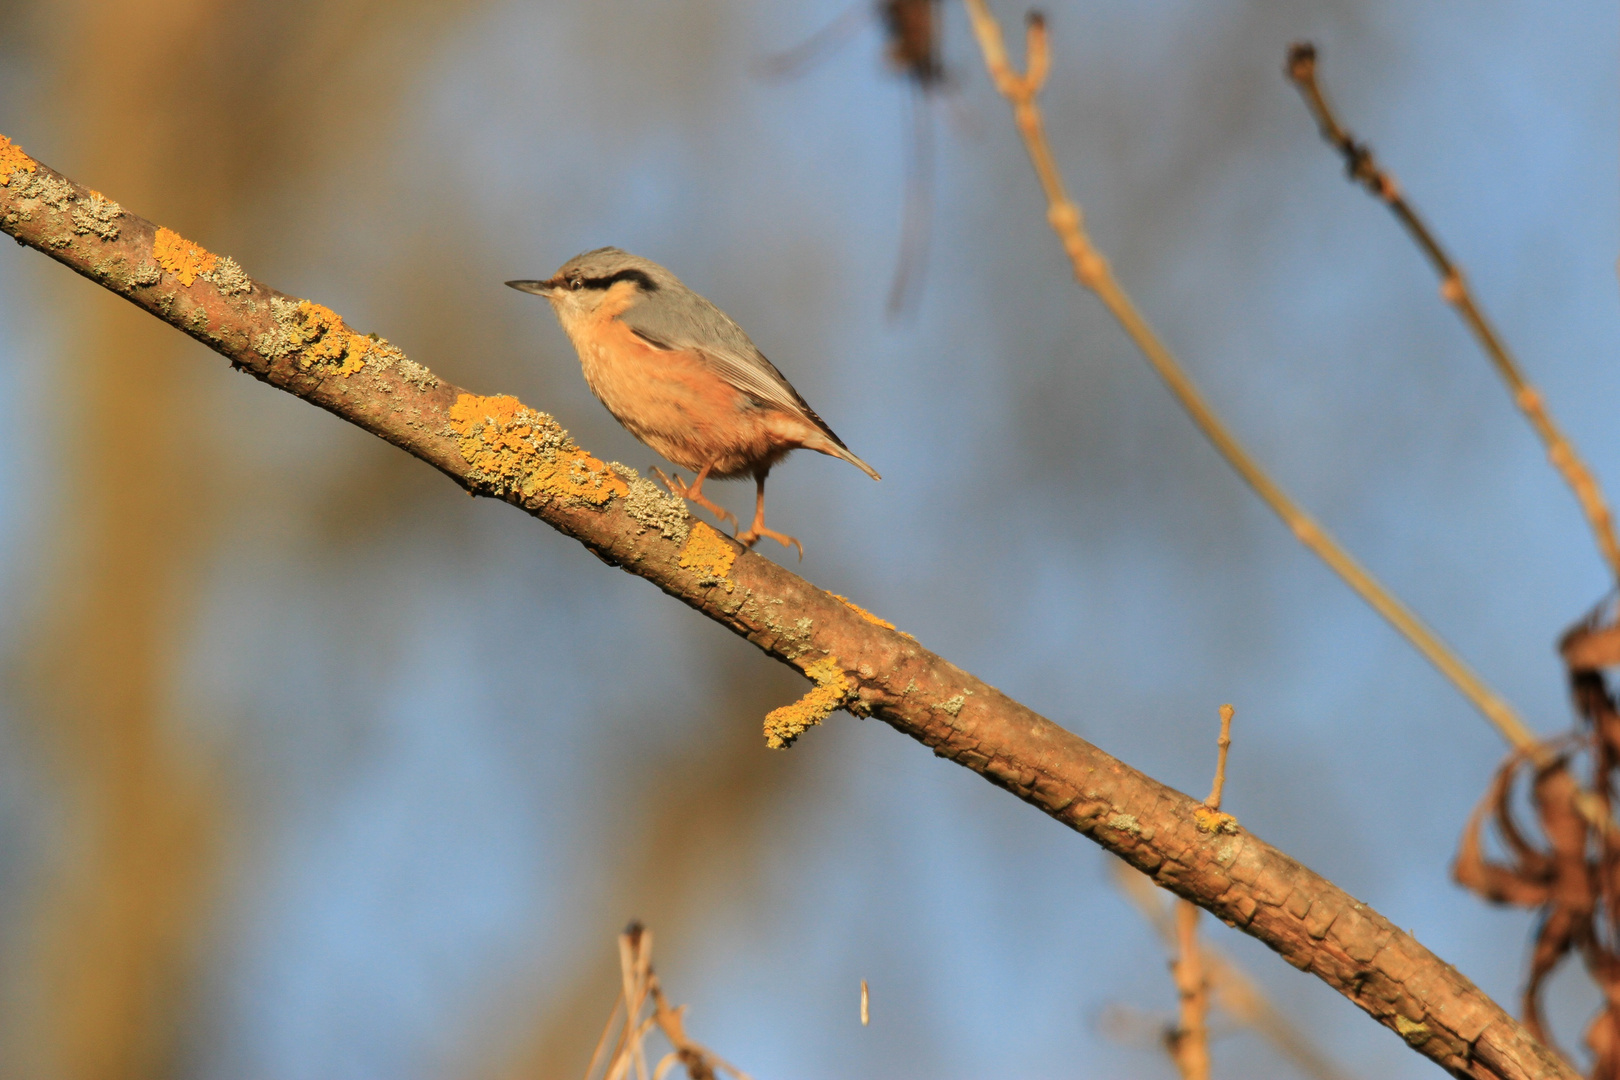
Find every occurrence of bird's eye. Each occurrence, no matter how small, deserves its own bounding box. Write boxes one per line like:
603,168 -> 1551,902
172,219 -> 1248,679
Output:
569,277 -> 583,291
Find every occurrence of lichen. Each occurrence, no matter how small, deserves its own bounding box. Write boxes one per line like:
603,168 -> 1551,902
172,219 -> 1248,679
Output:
934,693 -> 966,717
617,468 -> 690,542
152,226 -> 217,286
254,297 -> 369,376
0,134 -> 36,183
352,335 -> 438,389
1193,806 -> 1240,835
1393,1015 -> 1431,1046
678,522 -> 737,590
3,168 -> 75,225
200,253 -> 251,295
831,593 -> 896,631
70,190 -> 121,240
1106,812 -> 1142,836
448,393 -> 629,507
363,338 -> 400,372
397,357 -> 438,389
763,656 -> 850,750
131,263 -> 162,287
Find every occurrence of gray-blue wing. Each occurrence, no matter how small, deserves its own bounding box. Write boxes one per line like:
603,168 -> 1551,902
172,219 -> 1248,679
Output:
618,280 -> 852,450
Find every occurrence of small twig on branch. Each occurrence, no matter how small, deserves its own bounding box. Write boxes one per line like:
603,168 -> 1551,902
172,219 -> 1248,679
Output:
1170,705 -> 1238,1080
1285,42 -> 1620,586
957,4 -> 1538,755
0,135 -> 1579,1079
1204,704 -> 1235,811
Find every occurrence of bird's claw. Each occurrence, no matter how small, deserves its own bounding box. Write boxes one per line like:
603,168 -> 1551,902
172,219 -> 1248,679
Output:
652,466 -> 738,530
737,526 -> 804,562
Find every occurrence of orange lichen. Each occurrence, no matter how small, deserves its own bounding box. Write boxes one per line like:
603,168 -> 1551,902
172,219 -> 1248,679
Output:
763,656 -> 850,749
678,522 -> 737,590
285,301 -> 368,376
152,226 -> 218,286
448,393 -> 628,507
831,594 -> 896,631
0,134 -> 35,182
1193,806 -> 1240,835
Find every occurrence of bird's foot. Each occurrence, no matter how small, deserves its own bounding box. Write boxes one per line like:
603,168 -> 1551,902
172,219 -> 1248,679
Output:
737,524 -> 804,562
652,466 -> 737,530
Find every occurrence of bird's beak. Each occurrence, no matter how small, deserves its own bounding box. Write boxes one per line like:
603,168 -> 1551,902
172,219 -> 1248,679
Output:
506,276 -> 561,297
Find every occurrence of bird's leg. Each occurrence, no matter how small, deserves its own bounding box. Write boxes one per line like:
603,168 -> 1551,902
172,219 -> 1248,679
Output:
736,471 -> 803,560
654,462 -> 737,530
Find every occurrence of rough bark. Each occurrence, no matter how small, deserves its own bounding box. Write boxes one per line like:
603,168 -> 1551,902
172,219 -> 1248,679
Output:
0,145 -> 1576,1080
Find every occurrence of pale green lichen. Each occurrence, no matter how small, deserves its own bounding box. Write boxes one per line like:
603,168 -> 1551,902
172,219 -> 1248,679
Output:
616,468 -> 689,542
255,297 -> 299,358
396,357 -> 439,389
17,170 -> 74,212
70,191 -> 122,240
363,337 -> 402,372
344,334 -> 437,388
935,693 -> 967,717
200,253 -> 251,295
1106,813 -> 1142,836
2,167 -> 75,229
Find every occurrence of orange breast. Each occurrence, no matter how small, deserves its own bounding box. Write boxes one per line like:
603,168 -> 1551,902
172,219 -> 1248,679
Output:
568,315 -> 765,474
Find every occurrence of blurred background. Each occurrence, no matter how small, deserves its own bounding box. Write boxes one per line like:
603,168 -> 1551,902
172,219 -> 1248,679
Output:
0,1 -> 1616,1077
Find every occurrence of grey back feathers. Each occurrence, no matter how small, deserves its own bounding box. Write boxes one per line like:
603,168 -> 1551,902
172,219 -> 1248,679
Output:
562,248 -> 855,454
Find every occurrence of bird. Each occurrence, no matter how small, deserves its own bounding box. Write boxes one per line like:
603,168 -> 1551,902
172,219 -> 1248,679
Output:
507,248 -> 880,557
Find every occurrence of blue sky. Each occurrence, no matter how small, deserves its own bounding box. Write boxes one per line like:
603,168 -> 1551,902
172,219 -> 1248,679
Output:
2,2 -> 1618,1078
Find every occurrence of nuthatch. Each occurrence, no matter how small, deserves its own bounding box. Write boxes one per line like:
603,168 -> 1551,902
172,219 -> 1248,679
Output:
508,248 -> 880,557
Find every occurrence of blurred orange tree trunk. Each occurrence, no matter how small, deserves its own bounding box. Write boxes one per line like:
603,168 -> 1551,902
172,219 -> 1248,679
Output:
7,4 -> 228,1077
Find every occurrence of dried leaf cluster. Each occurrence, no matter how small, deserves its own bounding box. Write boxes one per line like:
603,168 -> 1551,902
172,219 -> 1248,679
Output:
1456,603 -> 1620,1076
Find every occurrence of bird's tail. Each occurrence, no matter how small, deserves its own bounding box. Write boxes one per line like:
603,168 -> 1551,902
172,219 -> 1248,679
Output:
804,433 -> 881,481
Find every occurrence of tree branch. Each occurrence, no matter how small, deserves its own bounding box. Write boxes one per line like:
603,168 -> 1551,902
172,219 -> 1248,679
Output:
956,4 -> 1542,756
1285,43 -> 1620,587
0,136 -> 1576,1080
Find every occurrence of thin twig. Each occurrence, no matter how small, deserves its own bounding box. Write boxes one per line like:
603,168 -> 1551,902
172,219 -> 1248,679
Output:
958,1 -> 1538,754
1205,704 -> 1234,810
1113,863 -> 1359,1080
594,924 -> 749,1080
1285,43 -> 1620,586
1169,899 -> 1211,1080
1168,705 -> 1239,1080
0,137 -> 1579,1080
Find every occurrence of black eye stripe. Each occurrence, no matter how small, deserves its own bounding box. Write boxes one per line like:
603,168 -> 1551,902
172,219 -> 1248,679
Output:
574,268 -> 659,292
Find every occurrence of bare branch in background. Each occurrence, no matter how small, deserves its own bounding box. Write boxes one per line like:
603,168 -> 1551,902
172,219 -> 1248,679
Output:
1285,43 -> 1620,587
957,1 -> 1539,756
1113,863 -> 1358,1080
0,137 -> 1577,1080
